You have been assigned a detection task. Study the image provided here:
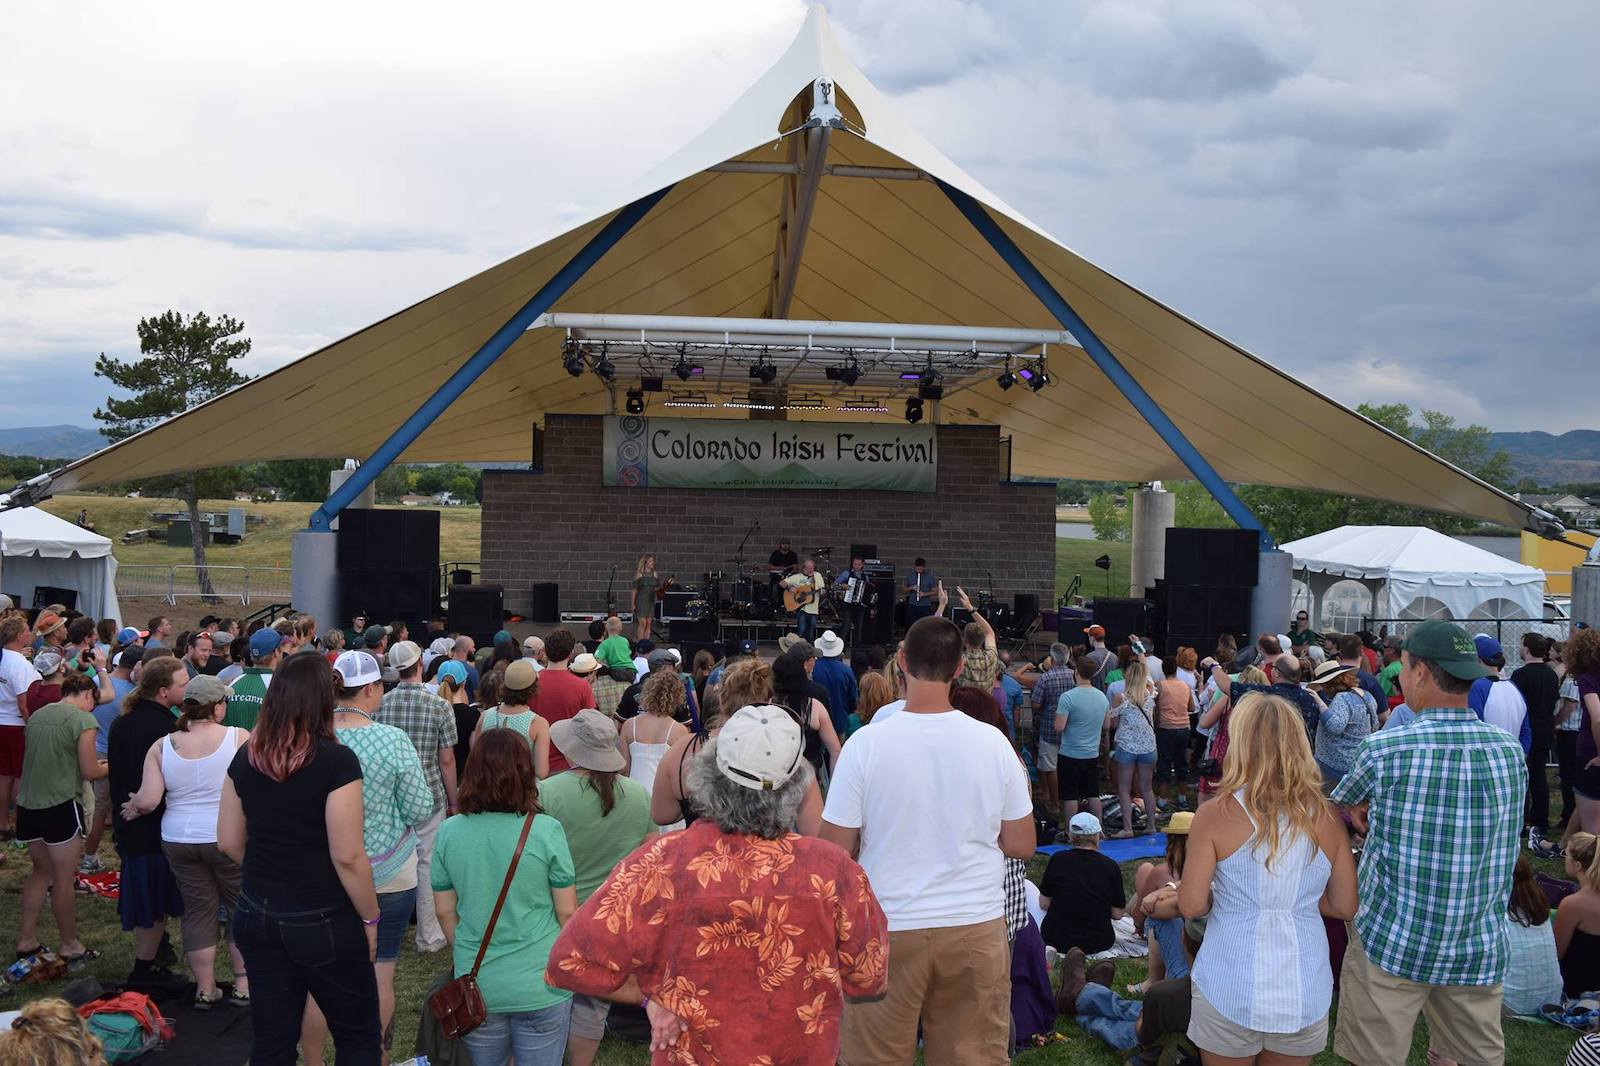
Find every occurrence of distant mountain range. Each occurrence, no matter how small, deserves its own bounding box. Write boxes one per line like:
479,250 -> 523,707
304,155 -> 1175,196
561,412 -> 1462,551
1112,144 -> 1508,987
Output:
1490,430 -> 1600,484
5,424 -> 1598,486
0,425 -> 106,460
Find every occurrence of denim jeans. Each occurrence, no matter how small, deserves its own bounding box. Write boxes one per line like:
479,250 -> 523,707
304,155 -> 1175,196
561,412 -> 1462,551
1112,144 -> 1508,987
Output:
460,999 -> 573,1066
233,893 -> 380,1065
795,611 -> 818,640
1075,982 -> 1143,1052
1146,916 -> 1189,979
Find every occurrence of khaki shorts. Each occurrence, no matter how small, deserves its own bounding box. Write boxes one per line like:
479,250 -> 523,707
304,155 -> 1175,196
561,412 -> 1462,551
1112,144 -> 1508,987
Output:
567,992 -> 611,1042
1188,979 -> 1328,1058
1035,746 -> 1059,773
841,917 -> 1010,1065
1333,928 -> 1505,1066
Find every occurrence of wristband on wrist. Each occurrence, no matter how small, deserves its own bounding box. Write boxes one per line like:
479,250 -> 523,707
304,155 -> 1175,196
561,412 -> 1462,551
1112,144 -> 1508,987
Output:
362,914 -> 381,927
641,992 -> 652,1011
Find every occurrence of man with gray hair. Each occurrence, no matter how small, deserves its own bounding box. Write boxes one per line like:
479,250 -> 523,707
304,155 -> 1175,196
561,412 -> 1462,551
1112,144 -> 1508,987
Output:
547,704 -> 888,1062
1202,651 -> 1322,745
1017,642 -> 1075,815
521,634 -> 546,671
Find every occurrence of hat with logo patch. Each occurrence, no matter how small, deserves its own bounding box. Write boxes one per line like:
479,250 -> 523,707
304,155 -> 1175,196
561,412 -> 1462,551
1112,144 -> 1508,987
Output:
1401,619 -> 1493,681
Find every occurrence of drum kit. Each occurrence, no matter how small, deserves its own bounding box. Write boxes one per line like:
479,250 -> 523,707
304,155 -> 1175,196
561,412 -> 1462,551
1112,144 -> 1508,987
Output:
701,545 -> 850,623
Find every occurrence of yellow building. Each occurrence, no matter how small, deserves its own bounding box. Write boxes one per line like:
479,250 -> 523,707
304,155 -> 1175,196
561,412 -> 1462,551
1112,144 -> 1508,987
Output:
1522,529 -> 1598,597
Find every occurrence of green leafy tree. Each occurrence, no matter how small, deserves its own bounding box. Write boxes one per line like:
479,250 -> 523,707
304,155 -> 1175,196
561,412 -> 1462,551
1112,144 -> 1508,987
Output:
260,459 -> 342,503
1087,491 -> 1129,542
1169,480 -> 1234,528
373,465 -> 413,503
94,312 -> 252,595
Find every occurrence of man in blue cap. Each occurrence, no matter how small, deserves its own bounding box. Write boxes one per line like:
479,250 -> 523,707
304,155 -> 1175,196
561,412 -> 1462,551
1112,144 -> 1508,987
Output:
224,628 -> 281,730
1330,619 -> 1524,1066
1468,633 -> 1530,752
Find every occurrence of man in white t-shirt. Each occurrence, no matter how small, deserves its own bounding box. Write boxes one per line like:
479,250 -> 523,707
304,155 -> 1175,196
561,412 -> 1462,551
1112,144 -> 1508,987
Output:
822,615 -> 1036,1063
0,614 -> 43,838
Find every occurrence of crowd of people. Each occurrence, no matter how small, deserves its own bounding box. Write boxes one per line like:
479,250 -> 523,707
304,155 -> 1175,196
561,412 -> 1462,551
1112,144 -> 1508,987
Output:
1,587 -> 1599,1065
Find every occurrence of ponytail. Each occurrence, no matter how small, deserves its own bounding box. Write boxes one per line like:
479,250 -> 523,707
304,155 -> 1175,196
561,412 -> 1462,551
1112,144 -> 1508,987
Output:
583,769 -> 619,816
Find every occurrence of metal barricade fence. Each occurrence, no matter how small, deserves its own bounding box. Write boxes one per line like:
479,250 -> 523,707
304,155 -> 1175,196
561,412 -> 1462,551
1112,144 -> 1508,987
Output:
116,565 -> 294,606
1364,616 -> 1573,650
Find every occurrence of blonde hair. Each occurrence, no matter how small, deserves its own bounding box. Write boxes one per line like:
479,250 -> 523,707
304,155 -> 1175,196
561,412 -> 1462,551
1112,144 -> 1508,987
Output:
323,629 -> 345,653
1215,693 -> 1328,871
437,675 -> 468,703
1122,657 -> 1153,704
636,555 -> 654,578
1568,832 -> 1600,892
641,669 -> 684,718
1236,665 -> 1269,687
605,616 -> 623,637
0,997 -> 104,1066
716,658 -> 773,717
880,657 -> 903,700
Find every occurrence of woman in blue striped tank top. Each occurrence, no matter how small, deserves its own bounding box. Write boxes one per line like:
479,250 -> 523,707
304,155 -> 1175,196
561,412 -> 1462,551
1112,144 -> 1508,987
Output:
1178,693 -> 1357,1064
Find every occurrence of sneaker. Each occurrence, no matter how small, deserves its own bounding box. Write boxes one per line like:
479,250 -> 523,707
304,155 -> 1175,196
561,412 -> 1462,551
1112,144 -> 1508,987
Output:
78,855 -> 102,874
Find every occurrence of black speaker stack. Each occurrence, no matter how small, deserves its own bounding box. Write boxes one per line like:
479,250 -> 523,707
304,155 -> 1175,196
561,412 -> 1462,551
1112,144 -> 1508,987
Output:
1153,528 -> 1258,654
529,582 -> 560,624
337,509 -> 440,630
448,584 -> 504,647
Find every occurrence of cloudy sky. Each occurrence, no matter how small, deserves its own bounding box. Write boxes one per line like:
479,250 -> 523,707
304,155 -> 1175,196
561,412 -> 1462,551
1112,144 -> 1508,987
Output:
3,0 -> 1595,433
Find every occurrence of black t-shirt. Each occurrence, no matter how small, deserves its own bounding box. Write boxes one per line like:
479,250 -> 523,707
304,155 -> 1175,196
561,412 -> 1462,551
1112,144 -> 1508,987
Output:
617,683 -> 644,719
768,549 -> 798,574
1137,976 -> 1199,1065
1512,662 -> 1561,737
452,703 -> 480,772
227,737 -> 363,908
108,700 -> 178,856
1038,848 -> 1125,955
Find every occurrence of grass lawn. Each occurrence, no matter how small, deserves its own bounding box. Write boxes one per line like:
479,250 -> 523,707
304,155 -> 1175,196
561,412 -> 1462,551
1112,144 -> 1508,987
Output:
1057,538 -> 1131,601
3,815 -> 1580,1064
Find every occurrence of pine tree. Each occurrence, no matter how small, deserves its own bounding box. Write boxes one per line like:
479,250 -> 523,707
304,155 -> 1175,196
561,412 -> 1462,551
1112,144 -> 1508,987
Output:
94,311 -> 252,596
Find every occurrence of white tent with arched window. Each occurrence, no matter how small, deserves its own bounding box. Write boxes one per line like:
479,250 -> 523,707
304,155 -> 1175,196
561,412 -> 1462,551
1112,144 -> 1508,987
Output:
1282,525 -> 1545,627
0,506 -> 122,621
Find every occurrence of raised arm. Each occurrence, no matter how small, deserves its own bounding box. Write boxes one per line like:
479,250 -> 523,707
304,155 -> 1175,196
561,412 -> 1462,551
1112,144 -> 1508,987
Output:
956,587 -> 996,650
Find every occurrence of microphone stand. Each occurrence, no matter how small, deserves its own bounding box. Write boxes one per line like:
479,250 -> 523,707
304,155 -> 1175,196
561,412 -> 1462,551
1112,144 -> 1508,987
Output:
733,520 -> 758,569
605,565 -> 617,615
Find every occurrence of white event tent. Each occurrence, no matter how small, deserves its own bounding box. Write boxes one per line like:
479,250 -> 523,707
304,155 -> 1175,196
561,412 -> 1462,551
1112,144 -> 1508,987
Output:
1282,525 -> 1545,624
0,507 -> 122,622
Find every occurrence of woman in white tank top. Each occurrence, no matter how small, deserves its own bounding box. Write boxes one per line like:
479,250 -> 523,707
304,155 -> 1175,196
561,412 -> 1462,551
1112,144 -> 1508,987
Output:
122,677 -> 251,1009
1177,693 -> 1357,1064
620,671 -> 689,832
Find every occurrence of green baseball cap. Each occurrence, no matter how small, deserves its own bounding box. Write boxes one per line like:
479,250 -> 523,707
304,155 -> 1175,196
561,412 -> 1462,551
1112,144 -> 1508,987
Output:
1401,619 -> 1493,680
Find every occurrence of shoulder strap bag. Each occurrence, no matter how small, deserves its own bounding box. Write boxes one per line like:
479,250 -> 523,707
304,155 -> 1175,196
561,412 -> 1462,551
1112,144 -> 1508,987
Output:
426,811 -> 536,1039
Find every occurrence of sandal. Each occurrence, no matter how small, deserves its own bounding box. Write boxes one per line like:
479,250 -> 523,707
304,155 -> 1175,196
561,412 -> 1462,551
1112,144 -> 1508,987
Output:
227,986 -> 250,1007
61,948 -> 100,969
194,988 -> 224,1011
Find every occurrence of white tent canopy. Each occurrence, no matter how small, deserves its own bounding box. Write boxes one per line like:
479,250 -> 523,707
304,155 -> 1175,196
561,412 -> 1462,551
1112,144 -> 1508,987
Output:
0,507 -> 122,622
1282,525 -> 1545,625
41,6 -> 1534,533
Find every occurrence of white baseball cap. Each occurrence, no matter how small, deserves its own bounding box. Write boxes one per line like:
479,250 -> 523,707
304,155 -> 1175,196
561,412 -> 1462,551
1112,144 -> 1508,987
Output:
716,705 -> 805,791
333,650 -> 383,688
1069,812 -> 1102,835
387,640 -> 422,671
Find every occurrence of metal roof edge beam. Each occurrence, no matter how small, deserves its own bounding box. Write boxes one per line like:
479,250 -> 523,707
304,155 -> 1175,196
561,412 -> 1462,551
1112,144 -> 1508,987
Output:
304,184 -> 676,531
769,79 -> 835,321
537,313 -> 1073,347
937,177 -> 1276,551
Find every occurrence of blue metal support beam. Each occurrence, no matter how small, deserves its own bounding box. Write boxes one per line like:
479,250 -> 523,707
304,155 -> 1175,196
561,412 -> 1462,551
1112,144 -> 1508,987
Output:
308,185 -> 675,531
937,178 -> 1275,550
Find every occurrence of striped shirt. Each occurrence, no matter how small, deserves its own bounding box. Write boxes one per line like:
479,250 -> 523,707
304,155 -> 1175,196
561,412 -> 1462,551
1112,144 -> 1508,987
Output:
1330,705 -> 1525,985
1029,667 -> 1073,749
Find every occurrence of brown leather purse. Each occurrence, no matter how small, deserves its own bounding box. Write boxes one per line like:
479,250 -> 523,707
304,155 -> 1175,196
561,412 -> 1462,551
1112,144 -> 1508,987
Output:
426,810 -> 536,1039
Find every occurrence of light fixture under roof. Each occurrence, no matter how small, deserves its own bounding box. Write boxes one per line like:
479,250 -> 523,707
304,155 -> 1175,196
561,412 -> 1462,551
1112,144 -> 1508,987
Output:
781,396 -> 829,411
836,401 -> 889,414
723,397 -> 777,411
663,391 -> 716,409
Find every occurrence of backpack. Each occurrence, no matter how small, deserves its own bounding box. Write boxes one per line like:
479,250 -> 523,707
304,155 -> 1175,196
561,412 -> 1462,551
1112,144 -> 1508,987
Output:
78,992 -> 173,1063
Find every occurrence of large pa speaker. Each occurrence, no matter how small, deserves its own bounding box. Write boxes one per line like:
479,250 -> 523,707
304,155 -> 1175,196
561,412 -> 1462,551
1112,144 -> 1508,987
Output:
861,577 -> 897,645
1091,597 -> 1151,647
529,582 -> 560,625
1163,528 -> 1259,587
668,619 -> 716,644
1012,593 -> 1040,631
341,568 -> 435,630
1167,586 -> 1251,640
449,584 -> 503,646
337,508 -> 440,572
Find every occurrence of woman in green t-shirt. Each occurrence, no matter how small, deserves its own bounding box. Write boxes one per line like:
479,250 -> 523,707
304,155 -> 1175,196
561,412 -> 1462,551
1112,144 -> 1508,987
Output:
432,729 -> 576,1066
15,671 -> 106,964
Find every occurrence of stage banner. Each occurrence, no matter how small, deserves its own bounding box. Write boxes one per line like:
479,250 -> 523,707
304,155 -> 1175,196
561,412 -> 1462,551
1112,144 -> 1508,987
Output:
602,416 -> 936,492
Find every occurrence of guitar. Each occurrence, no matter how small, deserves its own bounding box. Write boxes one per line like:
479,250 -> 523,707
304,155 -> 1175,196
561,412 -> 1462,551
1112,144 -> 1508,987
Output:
782,578 -> 820,612
653,575 -> 678,602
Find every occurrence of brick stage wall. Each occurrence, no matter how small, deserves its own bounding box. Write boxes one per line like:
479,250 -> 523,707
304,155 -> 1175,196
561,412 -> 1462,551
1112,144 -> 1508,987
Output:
481,414 -> 1055,617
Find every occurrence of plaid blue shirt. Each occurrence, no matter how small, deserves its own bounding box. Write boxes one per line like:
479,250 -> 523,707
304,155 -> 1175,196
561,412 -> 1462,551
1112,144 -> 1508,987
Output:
376,683 -> 458,812
1330,705 -> 1525,986
1030,667 -> 1073,748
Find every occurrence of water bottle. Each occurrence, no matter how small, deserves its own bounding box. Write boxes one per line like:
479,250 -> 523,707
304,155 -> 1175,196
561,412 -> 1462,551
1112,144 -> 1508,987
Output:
3,950 -> 54,985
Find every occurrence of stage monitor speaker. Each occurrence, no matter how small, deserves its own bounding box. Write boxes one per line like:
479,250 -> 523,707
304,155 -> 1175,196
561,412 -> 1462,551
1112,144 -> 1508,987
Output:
449,583 -> 503,645
848,543 -> 878,564
659,590 -> 700,621
669,619 -> 716,645
861,577 -> 896,645
450,569 -> 474,588
1163,528 -> 1259,587
341,568 -> 435,629
1091,597 -> 1151,647
529,582 -> 560,624
1012,593 -> 1040,631
31,586 -> 79,612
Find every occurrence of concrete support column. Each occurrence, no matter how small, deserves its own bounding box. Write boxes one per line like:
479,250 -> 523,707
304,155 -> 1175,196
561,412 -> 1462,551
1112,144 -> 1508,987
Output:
1129,486 -> 1174,596
1574,564 -> 1600,630
328,466 -> 375,529
291,529 -> 339,627
1252,549 -> 1294,643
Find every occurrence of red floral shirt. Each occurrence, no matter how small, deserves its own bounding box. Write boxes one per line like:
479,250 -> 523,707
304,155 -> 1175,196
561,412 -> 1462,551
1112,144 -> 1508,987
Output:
546,820 -> 889,1064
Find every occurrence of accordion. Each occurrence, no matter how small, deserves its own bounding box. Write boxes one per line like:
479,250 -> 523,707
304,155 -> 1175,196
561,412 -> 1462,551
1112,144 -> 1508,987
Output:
843,576 -> 875,606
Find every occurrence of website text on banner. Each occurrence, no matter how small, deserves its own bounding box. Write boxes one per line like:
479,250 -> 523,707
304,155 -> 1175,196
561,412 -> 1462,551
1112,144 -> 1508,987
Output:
602,416 -> 937,492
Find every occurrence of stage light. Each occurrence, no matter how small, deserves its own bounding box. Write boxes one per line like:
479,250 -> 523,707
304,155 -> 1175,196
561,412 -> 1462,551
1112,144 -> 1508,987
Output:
673,347 -> 701,382
624,389 -> 645,415
593,353 -> 616,382
904,396 -> 923,423
825,357 -> 860,387
562,339 -> 584,377
749,360 -> 778,385
996,361 -> 1016,390
918,382 -> 943,401
1027,363 -> 1049,392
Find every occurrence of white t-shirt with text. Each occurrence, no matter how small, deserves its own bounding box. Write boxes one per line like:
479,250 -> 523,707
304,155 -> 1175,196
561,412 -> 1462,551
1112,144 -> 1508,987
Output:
823,708 -> 1032,931
0,648 -> 42,727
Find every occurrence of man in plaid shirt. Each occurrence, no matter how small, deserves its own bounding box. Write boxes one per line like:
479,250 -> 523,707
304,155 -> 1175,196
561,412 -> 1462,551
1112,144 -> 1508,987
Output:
1330,619 -> 1525,1066
377,640 -> 459,952
1025,642 -> 1075,818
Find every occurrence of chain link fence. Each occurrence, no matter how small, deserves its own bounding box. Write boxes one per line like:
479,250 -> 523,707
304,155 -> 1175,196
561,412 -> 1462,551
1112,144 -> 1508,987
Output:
116,565 -> 293,606
1365,616 -> 1572,652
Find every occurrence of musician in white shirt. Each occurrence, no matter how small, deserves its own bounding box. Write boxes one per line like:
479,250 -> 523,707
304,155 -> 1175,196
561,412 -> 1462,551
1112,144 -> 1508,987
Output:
782,559 -> 826,641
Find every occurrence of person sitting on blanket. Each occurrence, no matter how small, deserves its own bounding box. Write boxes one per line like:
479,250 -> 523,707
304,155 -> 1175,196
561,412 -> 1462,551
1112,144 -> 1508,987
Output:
1057,918 -> 1204,1065
1039,812 -> 1125,958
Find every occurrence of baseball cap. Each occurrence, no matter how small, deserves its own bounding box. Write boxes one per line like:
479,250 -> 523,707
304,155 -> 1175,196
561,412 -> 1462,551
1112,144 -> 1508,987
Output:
667,648 -> 682,664
492,629 -> 512,647
522,635 -> 544,653
716,705 -> 805,791
568,652 -> 601,676
1402,620 -> 1493,681
249,628 -> 283,659
1164,811 -> 1194,836
1068,812 -> 1102,835
115,626 -> 142,646
1472,634 -> 1504,662
183,675 -> 233,707
504,659 -> 538,690
33,649 -> 65,676
361,625 -> 389,649
738,639 -> 758,655
0,594 -> 11,611
33,611 -> 64,637
646,649 -> 676,670
116,645 -> 145,669
387,640 -> 421,671
437,660 -> 469,687
332,650 -> 383,688
1086,624 -> 1106,640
